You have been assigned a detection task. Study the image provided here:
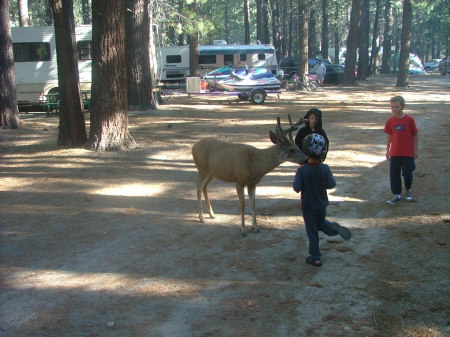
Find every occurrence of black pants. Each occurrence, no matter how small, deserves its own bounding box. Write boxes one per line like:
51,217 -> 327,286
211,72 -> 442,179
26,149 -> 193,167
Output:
302,209 -> 339,260
389,156 -> 416,195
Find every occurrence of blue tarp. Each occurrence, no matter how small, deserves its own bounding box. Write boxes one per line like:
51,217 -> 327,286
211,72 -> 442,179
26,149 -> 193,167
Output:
198,45 -> 275,55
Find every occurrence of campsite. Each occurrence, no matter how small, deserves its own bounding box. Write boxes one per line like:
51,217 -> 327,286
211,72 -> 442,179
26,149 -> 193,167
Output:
1,74 -> 449,337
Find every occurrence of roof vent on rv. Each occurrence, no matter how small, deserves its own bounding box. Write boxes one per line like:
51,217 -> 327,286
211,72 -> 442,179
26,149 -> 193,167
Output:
213,40 -> 227,45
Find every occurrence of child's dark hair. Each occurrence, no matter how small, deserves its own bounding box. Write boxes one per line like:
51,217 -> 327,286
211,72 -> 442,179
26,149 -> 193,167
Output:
304,108 -> 323,130
390,96 -> 405,107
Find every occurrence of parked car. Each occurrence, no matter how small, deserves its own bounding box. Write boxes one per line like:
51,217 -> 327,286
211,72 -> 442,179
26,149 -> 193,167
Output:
309,64 -> 347,85
279,57 -> 330,79
438,57 -> 450,75
424,59 -> 441,72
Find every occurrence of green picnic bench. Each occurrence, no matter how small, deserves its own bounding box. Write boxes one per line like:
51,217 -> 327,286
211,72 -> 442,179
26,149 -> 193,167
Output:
42,93 -> 60,116
41,91 -> 91,116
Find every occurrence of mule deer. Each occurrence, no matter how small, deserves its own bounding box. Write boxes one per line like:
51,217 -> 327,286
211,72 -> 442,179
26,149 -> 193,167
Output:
192,115 -> 307,234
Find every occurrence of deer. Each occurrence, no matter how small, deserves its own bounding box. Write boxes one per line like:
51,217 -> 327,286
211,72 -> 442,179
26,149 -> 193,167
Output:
192,115 -> 307,235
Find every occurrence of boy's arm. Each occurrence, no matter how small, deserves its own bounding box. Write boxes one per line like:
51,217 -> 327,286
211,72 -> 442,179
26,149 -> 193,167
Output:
413,134 -> 418,158
386,134 -> 392,160
325,166 -> 336,189
293,168 -> 303,193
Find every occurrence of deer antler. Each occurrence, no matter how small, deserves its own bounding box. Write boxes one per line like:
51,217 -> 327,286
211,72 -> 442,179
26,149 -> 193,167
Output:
276,115 -> 306,142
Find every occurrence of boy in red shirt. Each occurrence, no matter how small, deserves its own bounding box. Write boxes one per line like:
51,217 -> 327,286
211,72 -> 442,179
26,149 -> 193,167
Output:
384,96 -> 419,204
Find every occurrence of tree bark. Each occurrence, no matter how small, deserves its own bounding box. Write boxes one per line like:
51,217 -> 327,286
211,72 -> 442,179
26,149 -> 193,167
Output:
125,0 -> 153,110
50,0 -> 87,147
321,0 -> 329,60
189,33 -> 199,77
270,0 -> 281,62
18,0 -> 29,27
224,3 -> 229,43
357,0 -> 370,79
81,0 -> 92,24
0,0 -> 20,129
187,1 -> 199,77
148,0 -> 158,108
396,0 -> 412,87
343,0 -> 362,84
298,0 -> 309,76
88,0 -> 136,151
243,0 -> 250,44
381,0 -> 392,74
308,2 -> 319,58
369,0 -> 382,74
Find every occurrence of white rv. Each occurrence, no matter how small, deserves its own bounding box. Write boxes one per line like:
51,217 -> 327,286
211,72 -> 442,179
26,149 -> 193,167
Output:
11,25 -> 92,105
157,44 -> 280,82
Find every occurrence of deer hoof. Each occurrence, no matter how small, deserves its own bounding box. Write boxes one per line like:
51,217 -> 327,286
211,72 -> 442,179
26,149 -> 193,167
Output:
251,227 -> 260,233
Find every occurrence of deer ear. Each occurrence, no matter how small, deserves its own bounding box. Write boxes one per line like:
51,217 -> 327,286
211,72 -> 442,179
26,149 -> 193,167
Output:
269,130 -> 278,144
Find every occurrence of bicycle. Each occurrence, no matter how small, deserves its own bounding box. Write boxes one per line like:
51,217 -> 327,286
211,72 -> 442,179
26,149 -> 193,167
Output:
285,74 -> 324,92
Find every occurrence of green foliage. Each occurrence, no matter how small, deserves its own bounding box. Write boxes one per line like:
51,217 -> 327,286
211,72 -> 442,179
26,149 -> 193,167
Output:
8,0 -> 450,58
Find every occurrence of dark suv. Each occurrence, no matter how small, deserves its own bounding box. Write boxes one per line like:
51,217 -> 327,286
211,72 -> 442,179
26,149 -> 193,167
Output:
279,57 -> 330,79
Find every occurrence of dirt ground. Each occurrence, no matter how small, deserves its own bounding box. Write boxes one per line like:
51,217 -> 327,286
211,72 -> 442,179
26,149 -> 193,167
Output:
1,74 -> 449,337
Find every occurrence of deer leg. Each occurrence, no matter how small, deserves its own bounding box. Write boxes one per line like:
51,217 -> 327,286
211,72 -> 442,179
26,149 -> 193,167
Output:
247,185 -> 258,232
235,183 -> 246,234
203,176 -> 215,219
197,173 -> 210,223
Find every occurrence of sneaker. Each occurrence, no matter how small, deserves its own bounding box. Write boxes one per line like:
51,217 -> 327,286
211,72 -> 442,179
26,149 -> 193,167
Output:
405,190 -> 414,202
328,222 -> 352,240
386,194 -> 401,204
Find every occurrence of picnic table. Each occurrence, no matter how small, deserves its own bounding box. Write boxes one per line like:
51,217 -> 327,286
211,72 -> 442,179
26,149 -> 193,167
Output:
41,90 -> 91,116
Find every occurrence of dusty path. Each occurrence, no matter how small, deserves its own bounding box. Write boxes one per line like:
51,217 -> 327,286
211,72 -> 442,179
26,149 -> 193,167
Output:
1,74 -> 449,337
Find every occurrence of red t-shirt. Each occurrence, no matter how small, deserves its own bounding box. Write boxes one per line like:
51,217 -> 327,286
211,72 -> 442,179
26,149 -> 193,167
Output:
384,114 -> 418,157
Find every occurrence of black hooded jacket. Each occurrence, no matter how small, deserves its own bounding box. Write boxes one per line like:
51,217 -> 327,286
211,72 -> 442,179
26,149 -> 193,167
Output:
295,108 -> 329,161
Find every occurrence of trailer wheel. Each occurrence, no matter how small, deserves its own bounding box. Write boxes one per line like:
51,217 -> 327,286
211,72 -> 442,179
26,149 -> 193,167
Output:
250,89 -> 266,104
237,93 -> 249,100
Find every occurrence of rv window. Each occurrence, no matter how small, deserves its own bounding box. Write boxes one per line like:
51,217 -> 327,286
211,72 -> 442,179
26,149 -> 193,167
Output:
77,41 -> 92,60
13,42 -> 51,62
240,54 -> 247,61
224,54 -> 234,66
199,55 -> 216,64
258,54 -> 266,60
166,55 -> 182,63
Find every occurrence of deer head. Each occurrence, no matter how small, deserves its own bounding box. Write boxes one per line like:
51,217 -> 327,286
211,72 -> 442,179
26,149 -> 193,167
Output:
269,115 -> 307,164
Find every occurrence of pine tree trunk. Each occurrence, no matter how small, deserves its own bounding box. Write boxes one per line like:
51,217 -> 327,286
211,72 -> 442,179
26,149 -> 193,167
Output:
125,0 -> 153,110
18,0 -> 29,27
270,0 -> 281,62
298,0 -> 309,76
321,0 -> 329,60
0,0 -> 20,129
88,0 -> 136,151
256,0 -> 263,43
369,0 -> 382,74
81,0 -> 91,24
244,0 -> 250,44
381,0 -> 392,74
308,4 -> 318,58
357,0 -> 370,79
51,0 -> 87,147
343,0 -> 362,84
396,0 -> 412,87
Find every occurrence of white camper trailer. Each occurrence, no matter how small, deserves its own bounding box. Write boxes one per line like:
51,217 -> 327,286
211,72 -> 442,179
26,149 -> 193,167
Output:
11,25 -> 92,105
157,44 -> 280,83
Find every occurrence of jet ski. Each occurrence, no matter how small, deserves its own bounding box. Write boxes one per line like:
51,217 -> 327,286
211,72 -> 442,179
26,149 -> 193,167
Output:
203,66 -> 248,87
216,68 -> 281,91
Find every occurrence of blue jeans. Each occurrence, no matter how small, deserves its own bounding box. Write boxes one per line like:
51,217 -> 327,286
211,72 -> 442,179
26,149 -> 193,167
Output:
302,209 -> 339,260
389,156 -> 416,195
